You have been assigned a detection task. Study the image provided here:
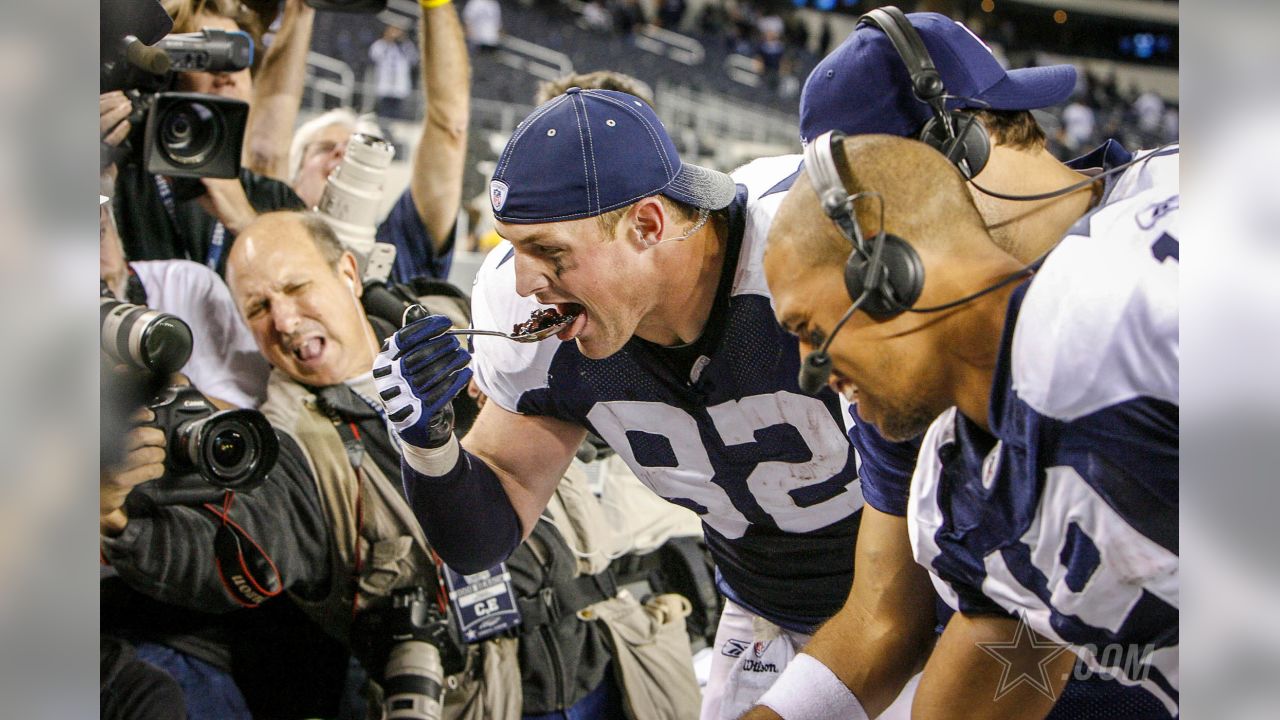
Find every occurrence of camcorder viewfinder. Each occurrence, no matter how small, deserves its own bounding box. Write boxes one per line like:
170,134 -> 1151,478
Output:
160,28 -> 254,73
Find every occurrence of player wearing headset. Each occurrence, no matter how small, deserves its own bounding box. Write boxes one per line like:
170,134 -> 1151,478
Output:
740,11 -> 1179,718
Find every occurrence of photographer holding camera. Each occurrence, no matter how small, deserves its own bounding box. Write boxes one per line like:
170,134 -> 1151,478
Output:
285,0 -> 470,284
102,210 -> 699,719
101,209 -> 504,718
101,191 -> 270,409
103,0 -> 309,275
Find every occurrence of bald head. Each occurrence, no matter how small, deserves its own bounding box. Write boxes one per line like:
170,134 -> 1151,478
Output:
770,134 -> 991,278
226,211 -> 377,387
227,211 -> 346,281
764,135 -> 1026,441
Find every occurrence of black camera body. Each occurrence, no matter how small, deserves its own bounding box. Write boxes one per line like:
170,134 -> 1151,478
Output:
101,291 -> 280,506
145,385 -> 279,501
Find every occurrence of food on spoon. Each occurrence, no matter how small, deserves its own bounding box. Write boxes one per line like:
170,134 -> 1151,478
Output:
513,307 -> 576,336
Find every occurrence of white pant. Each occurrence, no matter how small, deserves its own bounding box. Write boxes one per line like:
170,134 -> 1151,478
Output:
700,600 -> 919,720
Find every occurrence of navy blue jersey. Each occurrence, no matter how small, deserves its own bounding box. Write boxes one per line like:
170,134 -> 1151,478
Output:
846,405 -> 919,517
376,187 -> 455,283
909,147 -> 1180,714
471,156 -> 865,632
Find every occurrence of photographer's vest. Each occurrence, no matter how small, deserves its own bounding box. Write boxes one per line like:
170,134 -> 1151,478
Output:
262,369 -> 700,720
537,464 -> 703,720
261,370 -> 519,720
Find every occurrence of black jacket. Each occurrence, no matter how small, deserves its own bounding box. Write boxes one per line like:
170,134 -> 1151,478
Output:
113,164 -> 304,276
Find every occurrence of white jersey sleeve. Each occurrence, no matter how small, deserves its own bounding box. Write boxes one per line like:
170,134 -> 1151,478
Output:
732,153 -> 803,303
468,241 -> 560,414
132,259 -> 271,409
1014,148 -> 1179,421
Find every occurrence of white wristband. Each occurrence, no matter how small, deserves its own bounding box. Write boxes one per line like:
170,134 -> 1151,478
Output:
401,434 -> 461,477
758,653 -> 868,720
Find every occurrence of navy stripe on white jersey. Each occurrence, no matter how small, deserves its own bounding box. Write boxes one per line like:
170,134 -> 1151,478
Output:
910,148 -> 1180,715
469,155 -> 863,632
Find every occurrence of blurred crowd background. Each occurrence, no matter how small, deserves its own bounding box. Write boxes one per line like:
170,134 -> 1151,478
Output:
292,0 -> 1178,263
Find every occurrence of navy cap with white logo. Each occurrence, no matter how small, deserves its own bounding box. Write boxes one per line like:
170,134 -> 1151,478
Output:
800,12 -> 1077,144
490,88 -> 737,224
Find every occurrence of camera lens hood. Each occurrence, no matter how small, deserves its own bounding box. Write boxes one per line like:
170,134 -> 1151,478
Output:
189,408 -> 279,492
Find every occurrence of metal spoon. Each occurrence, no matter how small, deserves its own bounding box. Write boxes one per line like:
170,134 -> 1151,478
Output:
402,304 -> 577,343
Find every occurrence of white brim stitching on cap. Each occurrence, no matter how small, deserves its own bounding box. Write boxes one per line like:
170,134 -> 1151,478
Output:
664,162 -> 737,211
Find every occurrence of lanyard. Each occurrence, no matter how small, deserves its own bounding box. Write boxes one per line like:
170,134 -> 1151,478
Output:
153,175 -> 227,270
347,383 -> 405,458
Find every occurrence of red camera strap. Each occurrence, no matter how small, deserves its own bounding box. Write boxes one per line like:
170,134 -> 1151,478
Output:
204,491 -> 283,608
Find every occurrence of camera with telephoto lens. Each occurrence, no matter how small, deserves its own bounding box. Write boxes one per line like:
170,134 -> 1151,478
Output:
351,587 -> 465,720
316,132 -> 399,283
102,290 -> 279,503
101,293 -> 194,375
101,28 -> 253,179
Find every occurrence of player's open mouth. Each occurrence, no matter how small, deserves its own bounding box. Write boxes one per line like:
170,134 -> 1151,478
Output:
554,302 -> 587,341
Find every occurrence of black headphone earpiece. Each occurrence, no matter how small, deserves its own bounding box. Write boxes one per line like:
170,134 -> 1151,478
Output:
843,232 -> 924,320
919,112 -> 990,178
796,126 -> 1038,395
804,130 -> 925,323
859,6 -> 991,179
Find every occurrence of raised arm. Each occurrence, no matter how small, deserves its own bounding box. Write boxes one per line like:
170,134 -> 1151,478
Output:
243,0 -> 316,180
744,507 -> 938,719
410,0 -> 471,248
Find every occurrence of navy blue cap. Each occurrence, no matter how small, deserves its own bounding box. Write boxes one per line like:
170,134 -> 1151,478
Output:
490,88 -> 737,224
800,12 -> 1077,144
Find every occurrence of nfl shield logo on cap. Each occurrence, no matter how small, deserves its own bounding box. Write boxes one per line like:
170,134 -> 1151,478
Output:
490,180 -> 509,213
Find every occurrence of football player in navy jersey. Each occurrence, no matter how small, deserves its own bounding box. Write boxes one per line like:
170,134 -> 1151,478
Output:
372,88 -> 875,718
754,131 -> 1178,720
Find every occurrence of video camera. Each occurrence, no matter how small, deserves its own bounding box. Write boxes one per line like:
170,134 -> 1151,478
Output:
101,289 -> 278,505
101,26 -> 254,180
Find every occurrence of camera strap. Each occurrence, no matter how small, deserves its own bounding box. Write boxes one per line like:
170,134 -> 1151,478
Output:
203,491 -> 283,608
153,175 -> 227,270
313,391 -> 378,623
